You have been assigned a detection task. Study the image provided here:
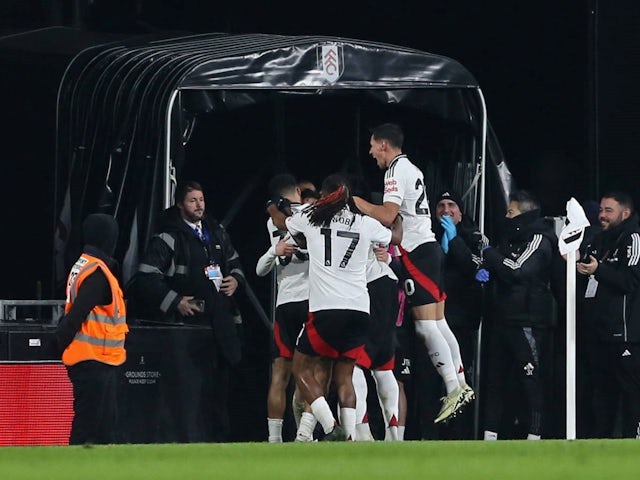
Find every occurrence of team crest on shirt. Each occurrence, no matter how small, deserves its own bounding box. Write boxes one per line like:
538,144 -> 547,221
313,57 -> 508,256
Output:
317,43 -> 344,84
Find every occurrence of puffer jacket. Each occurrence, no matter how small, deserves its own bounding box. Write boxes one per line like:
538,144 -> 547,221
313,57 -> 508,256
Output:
483,209 -> 557,327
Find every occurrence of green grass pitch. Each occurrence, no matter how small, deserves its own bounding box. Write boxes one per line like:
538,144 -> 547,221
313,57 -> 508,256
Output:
1,440 -> 639,480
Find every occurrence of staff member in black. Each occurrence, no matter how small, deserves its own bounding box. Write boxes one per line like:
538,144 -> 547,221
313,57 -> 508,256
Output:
431,190 -> 487,439
132,180 -> 246,442
480,190 -> 557,440
577,191 -> 640,438
56,213 -> 128,445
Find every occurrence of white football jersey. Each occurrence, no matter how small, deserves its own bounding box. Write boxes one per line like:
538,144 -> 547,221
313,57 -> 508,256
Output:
286,206 -> 392,313
383,154 -> 436,251
365,246 -> 398,284
256,204 -> 309,307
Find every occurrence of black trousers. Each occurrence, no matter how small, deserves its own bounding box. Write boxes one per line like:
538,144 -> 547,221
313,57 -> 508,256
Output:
66,360 -> 119,445
483,323 -> 550,437
589,341 -> 640,438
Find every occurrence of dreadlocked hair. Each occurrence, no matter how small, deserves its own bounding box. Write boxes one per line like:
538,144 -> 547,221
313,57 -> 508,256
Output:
308,175 -> 353,228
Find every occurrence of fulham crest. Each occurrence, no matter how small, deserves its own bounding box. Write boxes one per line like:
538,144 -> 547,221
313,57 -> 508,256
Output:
318,43 -> 344,84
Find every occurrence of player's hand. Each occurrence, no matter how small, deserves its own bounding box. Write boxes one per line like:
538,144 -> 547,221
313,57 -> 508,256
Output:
274,239 -> 295,257
373,246 -> 390,262
220,275 -> 238,296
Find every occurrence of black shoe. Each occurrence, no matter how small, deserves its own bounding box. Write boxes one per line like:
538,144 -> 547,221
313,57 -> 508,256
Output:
324,425 -> 347,441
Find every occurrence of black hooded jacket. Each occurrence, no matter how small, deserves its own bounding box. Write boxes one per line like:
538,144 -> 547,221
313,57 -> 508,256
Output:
581,214 -> 640,343
483,209 -> 557,327
130,206 -> 245,365
56,214 -> 121,353
433,215 -> 487,329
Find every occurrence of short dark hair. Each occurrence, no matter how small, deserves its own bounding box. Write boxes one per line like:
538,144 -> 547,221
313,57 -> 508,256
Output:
509,189 -> 540,213
602,191 -> 635,213
268,173 -> 298,198
370,123 -> 404,149
175,180 -> 204,205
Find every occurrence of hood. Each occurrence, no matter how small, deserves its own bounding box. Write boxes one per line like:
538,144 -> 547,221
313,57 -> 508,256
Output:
82,213 -> 119,256
500,209 -> 556,243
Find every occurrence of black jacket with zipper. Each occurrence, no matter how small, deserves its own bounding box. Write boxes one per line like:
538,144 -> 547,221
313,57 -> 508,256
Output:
483,209 -> 557,327
581,214 -> 640,343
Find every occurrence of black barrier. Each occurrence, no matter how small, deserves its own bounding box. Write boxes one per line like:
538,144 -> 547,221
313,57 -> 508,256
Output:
0,324 -> 270,444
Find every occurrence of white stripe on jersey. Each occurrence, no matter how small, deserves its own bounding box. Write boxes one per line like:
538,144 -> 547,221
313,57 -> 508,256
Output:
628,232 -> 640,266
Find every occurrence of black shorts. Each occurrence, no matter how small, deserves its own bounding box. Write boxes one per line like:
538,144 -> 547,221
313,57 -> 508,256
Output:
393,312 -> 416,383
357,276 -> 398,370
296,309 -> 369,360
400,242 -> 446,306
272,300 -> 308,360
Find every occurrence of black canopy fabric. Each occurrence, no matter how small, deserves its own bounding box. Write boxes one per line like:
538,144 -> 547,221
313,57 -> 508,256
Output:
2,27 -> 511,296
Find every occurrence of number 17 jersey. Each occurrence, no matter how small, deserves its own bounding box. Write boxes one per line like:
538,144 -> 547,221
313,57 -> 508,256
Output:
383,154 -> 436,252
286,207 -> 392,314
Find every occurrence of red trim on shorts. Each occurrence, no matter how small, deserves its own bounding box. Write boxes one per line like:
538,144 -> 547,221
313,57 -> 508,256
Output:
398,245 -> 447,302
274,321 -> 293,359
306,312 -> 339,358
375,356 -> 395,371
343,344 -> 366,362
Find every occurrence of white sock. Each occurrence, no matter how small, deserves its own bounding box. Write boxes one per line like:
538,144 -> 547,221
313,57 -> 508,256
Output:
267,417 -> 283,443
339,407 -> 356,441
372,370 -> 399,439
296,412 -> 317,441
398,425 -> 405,441
292,391 -> 306,428
310,397 -> 336,434
484,430 -> 498,441
355,422 -> 374,441
414,320 -> 460,394
527,433 -> 541,440
436,318 -> 467,385
352,366 -> 369,424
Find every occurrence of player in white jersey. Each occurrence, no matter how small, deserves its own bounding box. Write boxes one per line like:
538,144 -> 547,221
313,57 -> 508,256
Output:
352,244 -> 401,441
286,174 -> 402,441
256,174 -> 314,442
353,123 -> 473,424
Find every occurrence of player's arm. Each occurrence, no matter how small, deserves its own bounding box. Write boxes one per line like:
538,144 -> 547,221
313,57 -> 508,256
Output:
353,196 -> 400,227
390,214 -> 403,245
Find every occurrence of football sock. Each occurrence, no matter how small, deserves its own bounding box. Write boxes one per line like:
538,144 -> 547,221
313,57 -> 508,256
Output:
372,369 -> 399,440
267,417 -> 283,443
352,366 -> 369,425
339,407 -> 356,441
436,318 -> 467,385
310,397 -> 336,434
296,412 -> 317,442
414,319 -> 460,394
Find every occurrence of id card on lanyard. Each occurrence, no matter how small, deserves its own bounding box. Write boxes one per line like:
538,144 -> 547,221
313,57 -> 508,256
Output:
205,264 -> 223,291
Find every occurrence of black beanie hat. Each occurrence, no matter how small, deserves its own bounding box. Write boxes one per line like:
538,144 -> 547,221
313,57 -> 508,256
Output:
435,189 -> 464,209
82,213 -> 119,256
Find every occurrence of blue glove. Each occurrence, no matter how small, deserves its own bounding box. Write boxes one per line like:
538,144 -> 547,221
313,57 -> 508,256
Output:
475,268 -> 490,283
441,234 -> 449,254
440,215 -> 457,241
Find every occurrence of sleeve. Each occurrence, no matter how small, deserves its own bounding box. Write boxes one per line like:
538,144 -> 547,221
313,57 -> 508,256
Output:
448,230 -> 483,277
484,234 -> 553,283
134,234 -> 183,315
56,269 -> 111,353
366,217 -> 393,246
285,211 -> 305,236
382,164 -> 405,206
256,244 -> 278,277
594,232 -> 640,294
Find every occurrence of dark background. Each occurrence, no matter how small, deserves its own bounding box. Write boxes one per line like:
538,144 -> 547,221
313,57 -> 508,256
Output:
1,0 -> 638,301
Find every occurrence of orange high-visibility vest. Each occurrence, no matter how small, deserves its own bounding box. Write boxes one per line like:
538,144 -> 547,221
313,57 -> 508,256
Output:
62,254 -> 128,366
